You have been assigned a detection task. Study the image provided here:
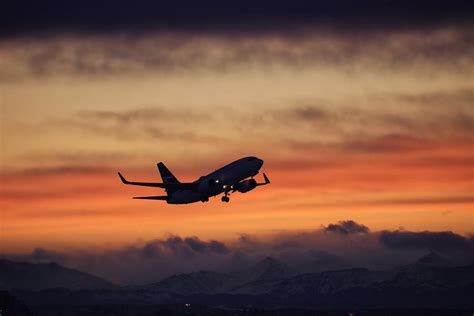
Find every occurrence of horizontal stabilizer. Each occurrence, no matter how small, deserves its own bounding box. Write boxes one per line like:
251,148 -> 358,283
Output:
133,196 -> 168,200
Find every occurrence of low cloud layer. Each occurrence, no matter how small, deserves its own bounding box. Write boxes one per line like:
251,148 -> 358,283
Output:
6,220 -> 474,285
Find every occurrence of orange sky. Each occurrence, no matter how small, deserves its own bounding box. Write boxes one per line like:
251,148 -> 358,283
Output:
0,29 -> 473,253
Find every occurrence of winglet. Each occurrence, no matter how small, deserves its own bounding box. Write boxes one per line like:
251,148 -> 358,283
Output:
257,173 -> 270,186
263,173 -> 270,184
118,172 -> 128,184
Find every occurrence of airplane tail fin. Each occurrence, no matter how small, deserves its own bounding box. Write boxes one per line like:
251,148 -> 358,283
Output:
157,162 -> 180,184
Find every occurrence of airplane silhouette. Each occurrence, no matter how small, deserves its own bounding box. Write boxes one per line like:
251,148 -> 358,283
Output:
118,156 -> 270,203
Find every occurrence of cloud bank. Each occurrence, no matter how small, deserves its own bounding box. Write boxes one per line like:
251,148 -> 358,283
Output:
6,220 -> 474,285
380,230 -> 474,253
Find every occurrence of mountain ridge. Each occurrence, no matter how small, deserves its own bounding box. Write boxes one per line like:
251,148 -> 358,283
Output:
0,259 -> 116,291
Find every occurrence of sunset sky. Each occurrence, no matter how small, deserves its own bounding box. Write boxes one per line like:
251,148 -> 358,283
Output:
1,1 -> 473,260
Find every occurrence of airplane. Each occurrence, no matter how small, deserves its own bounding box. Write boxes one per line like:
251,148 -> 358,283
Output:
118,156 -> 270,204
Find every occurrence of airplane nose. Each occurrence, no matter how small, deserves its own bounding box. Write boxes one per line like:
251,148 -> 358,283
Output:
257,159 -> 264,168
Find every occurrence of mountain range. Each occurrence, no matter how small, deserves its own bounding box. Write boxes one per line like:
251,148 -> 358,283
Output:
2,252 -> 474,309
0,259 -> 116,291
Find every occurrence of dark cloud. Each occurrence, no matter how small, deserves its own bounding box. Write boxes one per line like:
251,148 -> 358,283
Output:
160,236 -> 231,255
287,106 -> 329,121
379,230 -> 474,253
150,236 -> 230,257
2,1 -> 473,38
2,23 -> 473,82
324,220 -> 370,235
140,243 -> 162,259
208,240 -> 231,254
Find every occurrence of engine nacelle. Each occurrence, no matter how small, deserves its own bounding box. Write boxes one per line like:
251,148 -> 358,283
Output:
235,179 -> 257,193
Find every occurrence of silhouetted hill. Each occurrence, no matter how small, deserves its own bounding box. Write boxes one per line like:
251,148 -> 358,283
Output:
387,263 -> 474,289
413,251 -> 452,267
139,270 -> 232,295
269,268 -> 389,296
0,259 -> 116,291
230,267 -> 387,295
235,257 -> 296,283
136,257 -> 296,296
188,264 -> 474,309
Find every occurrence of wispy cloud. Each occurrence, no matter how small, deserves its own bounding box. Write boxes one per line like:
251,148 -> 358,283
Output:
1,26 -> 473,81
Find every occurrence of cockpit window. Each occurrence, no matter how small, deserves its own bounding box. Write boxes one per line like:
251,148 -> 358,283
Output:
247,157 -> 256,161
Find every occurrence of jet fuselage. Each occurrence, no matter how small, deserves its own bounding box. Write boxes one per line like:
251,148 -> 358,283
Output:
168,157 -> 263,203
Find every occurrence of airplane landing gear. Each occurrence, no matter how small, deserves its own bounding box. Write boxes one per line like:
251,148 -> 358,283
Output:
221,191 -> 230,203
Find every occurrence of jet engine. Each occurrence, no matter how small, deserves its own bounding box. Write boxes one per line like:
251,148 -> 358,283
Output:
234,179 -> 257,193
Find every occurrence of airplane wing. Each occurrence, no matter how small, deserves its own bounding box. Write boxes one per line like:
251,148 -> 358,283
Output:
133,196 -> 168,200
118,172 -> 195,190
